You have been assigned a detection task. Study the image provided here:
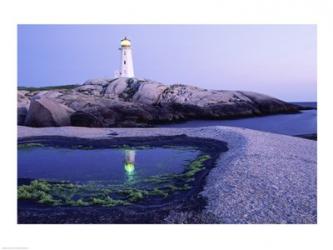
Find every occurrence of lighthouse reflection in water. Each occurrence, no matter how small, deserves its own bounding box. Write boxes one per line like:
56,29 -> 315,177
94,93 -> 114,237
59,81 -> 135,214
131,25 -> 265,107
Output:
124,149 -> 136,182
19,146 -> 199,184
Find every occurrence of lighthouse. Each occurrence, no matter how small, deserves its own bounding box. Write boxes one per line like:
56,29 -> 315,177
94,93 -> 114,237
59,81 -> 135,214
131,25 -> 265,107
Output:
119,37 -> 135,78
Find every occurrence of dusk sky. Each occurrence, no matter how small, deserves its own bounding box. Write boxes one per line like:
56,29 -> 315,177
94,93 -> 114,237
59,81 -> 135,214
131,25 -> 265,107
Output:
18,25 -> 316,101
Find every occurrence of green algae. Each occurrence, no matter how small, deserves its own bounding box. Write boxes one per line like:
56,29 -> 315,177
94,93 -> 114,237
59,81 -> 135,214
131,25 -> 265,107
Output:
18,143 -> 44,149
17,154 -> 212,207
117,188 -> 148,202
182,155 -> 211,178
147,188 -> 169,198
70,145 -> 94,150
18,180 -> 61,205
18,180 -> 129,207
66,199 -> 89,206
91,197 -> 129,207
165,184 -> 191,192
142,154 -> 211,185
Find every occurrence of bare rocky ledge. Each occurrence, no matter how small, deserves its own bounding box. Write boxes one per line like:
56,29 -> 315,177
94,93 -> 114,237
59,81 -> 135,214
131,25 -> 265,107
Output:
18,125 -> 317,223
18,77 -> 302,128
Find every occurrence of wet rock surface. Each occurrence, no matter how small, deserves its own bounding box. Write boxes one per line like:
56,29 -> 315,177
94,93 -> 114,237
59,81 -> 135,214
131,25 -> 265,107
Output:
18,77 -> 301,127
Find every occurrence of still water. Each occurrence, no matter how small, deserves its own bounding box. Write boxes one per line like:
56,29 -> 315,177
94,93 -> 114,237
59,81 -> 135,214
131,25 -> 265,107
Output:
18,147 -> 199,184
160,103 -> 317,136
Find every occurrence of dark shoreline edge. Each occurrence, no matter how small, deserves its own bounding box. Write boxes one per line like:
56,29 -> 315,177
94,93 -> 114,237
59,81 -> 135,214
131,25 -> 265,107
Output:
294,133 -> 317,141
149,109 -> 303,128
18,135 -> 228,224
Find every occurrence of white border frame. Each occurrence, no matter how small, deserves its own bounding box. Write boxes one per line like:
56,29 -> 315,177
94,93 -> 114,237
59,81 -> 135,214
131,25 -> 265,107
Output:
1,0 -> 332,250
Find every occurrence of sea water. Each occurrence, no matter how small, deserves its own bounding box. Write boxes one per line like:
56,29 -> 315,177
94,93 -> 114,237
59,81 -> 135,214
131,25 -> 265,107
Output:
160,102 -> 317,136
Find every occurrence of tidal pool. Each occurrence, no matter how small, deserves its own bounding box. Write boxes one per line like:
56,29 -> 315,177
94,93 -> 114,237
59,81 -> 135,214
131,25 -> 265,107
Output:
17,135 -> 227,223
18,147 -> 199,183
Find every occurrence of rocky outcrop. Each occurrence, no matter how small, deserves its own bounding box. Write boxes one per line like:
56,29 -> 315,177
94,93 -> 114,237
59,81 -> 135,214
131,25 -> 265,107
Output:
18,91 -> 30,125
24,97 -> 74,127
18,77 -> 301,127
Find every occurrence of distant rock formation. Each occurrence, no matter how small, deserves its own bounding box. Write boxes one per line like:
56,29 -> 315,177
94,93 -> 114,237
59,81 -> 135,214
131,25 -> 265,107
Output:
18,77 -> 301,127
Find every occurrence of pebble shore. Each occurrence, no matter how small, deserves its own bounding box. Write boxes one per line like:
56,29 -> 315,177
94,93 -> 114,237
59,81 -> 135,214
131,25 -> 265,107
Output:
18,125 -> 317,223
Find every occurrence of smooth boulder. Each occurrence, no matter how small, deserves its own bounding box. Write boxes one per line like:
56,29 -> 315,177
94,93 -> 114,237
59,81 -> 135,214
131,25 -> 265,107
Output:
25,97 -> 74,127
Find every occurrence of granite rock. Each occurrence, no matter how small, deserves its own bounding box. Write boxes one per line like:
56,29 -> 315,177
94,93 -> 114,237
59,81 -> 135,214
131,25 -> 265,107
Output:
18,77 -> 300,127
24,97 -> 74,127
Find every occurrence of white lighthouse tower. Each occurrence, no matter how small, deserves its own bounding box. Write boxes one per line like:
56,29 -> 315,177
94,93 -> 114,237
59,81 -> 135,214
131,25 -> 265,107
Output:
119,37 -> 135,78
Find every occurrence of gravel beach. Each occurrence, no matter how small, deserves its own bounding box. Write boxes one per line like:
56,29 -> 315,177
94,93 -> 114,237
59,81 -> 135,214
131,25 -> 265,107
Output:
18,125 -> 317,223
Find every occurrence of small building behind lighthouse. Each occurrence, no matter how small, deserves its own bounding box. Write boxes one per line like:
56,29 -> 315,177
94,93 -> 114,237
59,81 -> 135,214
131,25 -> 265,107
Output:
118,37 -> 135,78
